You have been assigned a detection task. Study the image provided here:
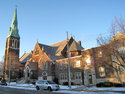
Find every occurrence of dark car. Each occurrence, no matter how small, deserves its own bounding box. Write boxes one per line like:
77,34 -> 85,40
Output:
0,80 -> 7,86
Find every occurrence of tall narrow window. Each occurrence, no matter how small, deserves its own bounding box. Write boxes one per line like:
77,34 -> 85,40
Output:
75,72 -> 81,80
15,40 -> 17,48
60,73 -> 67,80
17,40 -> 19,48
99,66 -> 106,77
10,39 -> 12,47
12,39 -> 14,48
98,51 -> 102,57
86,57 -> 91,65
42,62 -> 48,70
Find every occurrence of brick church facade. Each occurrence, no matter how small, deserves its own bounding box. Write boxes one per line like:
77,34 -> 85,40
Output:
3,9 -> 125,86
22,37 -> 84,84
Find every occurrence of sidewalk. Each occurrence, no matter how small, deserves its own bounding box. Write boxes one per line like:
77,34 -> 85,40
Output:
71,86 -> 125,93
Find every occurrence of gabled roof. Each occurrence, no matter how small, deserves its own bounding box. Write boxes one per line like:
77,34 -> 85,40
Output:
38,43 -> 61,60
20,52 -> 31,64
69,40 -> 84,51
37,37 -> 83,60
38,43 -> 56,56
51,40 -> 67,56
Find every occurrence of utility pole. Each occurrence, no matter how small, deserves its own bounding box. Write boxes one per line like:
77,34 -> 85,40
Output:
67,32 -> 71,88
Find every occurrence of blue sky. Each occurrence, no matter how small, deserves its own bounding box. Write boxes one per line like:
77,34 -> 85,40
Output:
0,0 -> 125,61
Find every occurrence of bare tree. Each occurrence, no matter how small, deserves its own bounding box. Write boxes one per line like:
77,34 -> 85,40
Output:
0,56 -> 4,77
97,17 -> 125,84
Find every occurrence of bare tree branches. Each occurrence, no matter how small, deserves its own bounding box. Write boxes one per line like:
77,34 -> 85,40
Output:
97,16 -> 125,84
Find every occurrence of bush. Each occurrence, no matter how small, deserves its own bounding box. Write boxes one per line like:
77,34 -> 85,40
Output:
53,77 -> 59,84
32,81 -> 36,85
63,82 -> 74,85
96,82 -> 124,87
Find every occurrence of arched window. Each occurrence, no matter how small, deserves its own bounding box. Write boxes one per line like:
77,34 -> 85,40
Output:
15,40 -> 17,48
10,39 -> 12,47
12,39 -> 14,48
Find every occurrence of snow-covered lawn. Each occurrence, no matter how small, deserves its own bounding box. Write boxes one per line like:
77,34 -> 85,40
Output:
7,82 -> 34,87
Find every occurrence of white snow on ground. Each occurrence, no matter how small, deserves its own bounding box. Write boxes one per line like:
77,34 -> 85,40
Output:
59,85 -> 83,90
2,82 -> 35,90
84,86 -> 125,91
53,90 -> 124,94
3,85 -> 36,90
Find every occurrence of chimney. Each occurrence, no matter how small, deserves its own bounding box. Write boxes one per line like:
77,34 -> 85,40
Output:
78,40 -> 81,46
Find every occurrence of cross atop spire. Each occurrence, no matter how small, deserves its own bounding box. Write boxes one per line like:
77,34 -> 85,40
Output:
8,8 -> 20,38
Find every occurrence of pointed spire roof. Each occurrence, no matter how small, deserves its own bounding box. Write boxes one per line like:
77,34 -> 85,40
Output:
8,8 -> 20,38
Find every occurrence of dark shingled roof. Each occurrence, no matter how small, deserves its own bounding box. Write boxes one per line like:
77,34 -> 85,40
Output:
51,40 -> 67,56
69,41 -> 84,51
38,43 -> 61,60
20,52 -> 31,64
38,37 -> 83,60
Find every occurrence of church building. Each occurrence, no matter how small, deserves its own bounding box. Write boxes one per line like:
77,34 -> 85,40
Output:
3,9 -> 125,86
23,36 -> 84,84
3,8 -> 24,81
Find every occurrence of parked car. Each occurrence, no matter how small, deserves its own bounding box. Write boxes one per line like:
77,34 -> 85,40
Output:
35,80 -> 60,91
0,80 -> 7,86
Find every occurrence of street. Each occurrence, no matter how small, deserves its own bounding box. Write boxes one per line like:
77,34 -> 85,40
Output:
0,87 -> 68,94
0,86 -> 125,94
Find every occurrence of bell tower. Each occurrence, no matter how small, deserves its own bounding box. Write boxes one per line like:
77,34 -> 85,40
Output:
3,8 -> 21,81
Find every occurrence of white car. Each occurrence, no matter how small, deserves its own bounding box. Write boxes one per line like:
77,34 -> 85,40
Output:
35,80 -> 60,91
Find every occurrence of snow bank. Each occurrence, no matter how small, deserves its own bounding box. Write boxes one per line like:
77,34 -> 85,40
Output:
53,90 -> 122,94
85,86 -> 125,91
59,85 -> 83,90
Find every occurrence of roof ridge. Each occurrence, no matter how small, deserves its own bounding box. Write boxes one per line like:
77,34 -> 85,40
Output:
50,39 -> 67,46
38,42 -> 52,47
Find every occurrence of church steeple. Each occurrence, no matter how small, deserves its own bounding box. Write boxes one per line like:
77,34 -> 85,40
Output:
8,8 -> 20,38
3,8 -> 22,81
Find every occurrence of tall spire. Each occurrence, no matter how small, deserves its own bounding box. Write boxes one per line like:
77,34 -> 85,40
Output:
8,8 -> 20,38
